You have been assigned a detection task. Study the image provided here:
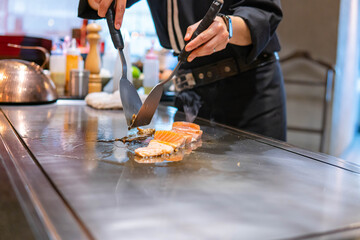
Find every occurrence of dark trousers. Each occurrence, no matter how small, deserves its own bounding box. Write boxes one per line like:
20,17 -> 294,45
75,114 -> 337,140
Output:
175,60 -> 287,141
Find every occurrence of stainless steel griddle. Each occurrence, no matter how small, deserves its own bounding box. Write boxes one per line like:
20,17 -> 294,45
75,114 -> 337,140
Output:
1,100 -> 360,240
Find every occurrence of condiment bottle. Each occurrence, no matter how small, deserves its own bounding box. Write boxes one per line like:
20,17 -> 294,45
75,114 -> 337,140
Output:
143,45 -> 159,94
49,52 -> 66,96
65,38 -> 82,94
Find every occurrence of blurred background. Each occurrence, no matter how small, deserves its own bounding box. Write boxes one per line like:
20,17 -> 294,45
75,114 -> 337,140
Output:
0,0 -> 359,162
0,0 -> 162,59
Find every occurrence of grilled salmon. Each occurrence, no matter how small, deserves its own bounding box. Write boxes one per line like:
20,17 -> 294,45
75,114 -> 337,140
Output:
172,121 -> 200,130
134,149 -> 185,163
154,130 -> 186,149
170,130 -> 192,144
172,121 -> 202,142
134,122 -> 202,160
172,128 -> 202,142
135,140 -> 174,157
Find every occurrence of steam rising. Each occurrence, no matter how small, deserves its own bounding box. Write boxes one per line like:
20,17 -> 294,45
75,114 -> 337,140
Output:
177,91 -> 202,122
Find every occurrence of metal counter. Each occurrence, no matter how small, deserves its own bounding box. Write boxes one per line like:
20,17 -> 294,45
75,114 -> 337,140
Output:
1,100 -> 360,240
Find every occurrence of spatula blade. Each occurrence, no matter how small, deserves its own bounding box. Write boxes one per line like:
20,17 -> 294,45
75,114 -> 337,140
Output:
119,78 -> 142,126
130,84 -> 164,128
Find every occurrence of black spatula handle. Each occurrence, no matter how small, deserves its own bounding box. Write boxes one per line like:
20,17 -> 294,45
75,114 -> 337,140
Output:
178,0 -> 223,62
106,1 -> 124,50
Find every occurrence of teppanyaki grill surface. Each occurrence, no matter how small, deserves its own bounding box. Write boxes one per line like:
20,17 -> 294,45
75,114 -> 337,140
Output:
1,100 -> 360,240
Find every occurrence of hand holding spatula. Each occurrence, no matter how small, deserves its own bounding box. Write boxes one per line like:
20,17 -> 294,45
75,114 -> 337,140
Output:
105,2 -> 143,127
129,0 -> 224,129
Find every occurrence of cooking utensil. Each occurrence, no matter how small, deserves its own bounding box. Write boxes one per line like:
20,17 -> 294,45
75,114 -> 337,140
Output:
129,0 -> 224,129
0,44 -> 58,104
106,3 -> 142,127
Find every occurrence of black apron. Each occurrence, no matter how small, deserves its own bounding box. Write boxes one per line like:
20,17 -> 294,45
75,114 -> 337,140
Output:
175,60 -> 286,141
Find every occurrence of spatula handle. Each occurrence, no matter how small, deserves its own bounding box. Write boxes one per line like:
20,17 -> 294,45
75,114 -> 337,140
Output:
178,0 -> 223,62
106,1 -> 125,50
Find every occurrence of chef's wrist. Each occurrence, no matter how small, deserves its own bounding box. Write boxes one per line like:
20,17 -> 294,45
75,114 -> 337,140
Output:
217,13 -> 232,39
228,16 -> 252,46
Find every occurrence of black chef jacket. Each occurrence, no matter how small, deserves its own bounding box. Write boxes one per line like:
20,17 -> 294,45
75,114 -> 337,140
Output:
78,0 -> 287,141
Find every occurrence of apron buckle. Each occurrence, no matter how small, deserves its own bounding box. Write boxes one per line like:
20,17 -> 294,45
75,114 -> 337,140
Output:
173,72 -> 196,92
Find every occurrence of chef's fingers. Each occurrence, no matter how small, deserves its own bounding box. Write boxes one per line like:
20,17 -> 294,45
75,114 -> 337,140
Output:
187,42 -> 224,62
187,33 -> 228,62
184,21 -> 200,42
114,0 -> 126,29
88,0 -> 100,11
185,17 -> 227,52
97,0 -> 126,29
97,0 -> 113,17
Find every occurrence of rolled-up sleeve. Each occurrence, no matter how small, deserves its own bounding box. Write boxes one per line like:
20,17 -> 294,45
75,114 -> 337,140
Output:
230,0 -> 282,62
78,0 -> 141,19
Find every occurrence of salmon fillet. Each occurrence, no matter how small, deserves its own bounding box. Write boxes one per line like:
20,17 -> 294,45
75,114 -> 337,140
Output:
154,130 -> 186,149
134,122 -> 202,161
135,140 -> 174,157
135,149 -> 185,163
134,155 -> 165,164
172,121 -> 200,130
172,127 -> 203,142
170,130 -> 192,144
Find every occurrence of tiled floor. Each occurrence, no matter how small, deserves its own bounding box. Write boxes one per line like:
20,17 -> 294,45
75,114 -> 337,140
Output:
341,132 -> 360,165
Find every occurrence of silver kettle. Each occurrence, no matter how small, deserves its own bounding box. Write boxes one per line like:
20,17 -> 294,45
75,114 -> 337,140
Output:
0,44 -> 58,104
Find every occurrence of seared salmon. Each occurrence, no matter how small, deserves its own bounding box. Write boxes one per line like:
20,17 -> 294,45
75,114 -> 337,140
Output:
172,121 -> 202,142
134,122 -> 202,160
134,149 -> 185,163
170,130 -> 192,144
154,130 -> 186,149
172,121 -> 200,130
135,140 -> 174,157
172,128 -> 202,142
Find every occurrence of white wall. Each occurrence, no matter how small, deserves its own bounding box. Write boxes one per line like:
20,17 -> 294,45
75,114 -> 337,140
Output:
278,0 -> 360,156
278,0 -> 340,65
277,0 -> 340,153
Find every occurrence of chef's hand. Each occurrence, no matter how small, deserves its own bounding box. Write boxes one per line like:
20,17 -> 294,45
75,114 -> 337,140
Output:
89,0 -> 126,30
184,16 -> 252,62
184,16 -> 229,62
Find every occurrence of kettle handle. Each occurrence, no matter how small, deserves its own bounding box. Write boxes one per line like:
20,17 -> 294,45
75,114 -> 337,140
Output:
7,43 -> 50,69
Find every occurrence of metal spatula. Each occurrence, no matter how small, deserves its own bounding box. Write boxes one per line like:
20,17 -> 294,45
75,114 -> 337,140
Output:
106,4 -> 142,126
129,0 -> 224,129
